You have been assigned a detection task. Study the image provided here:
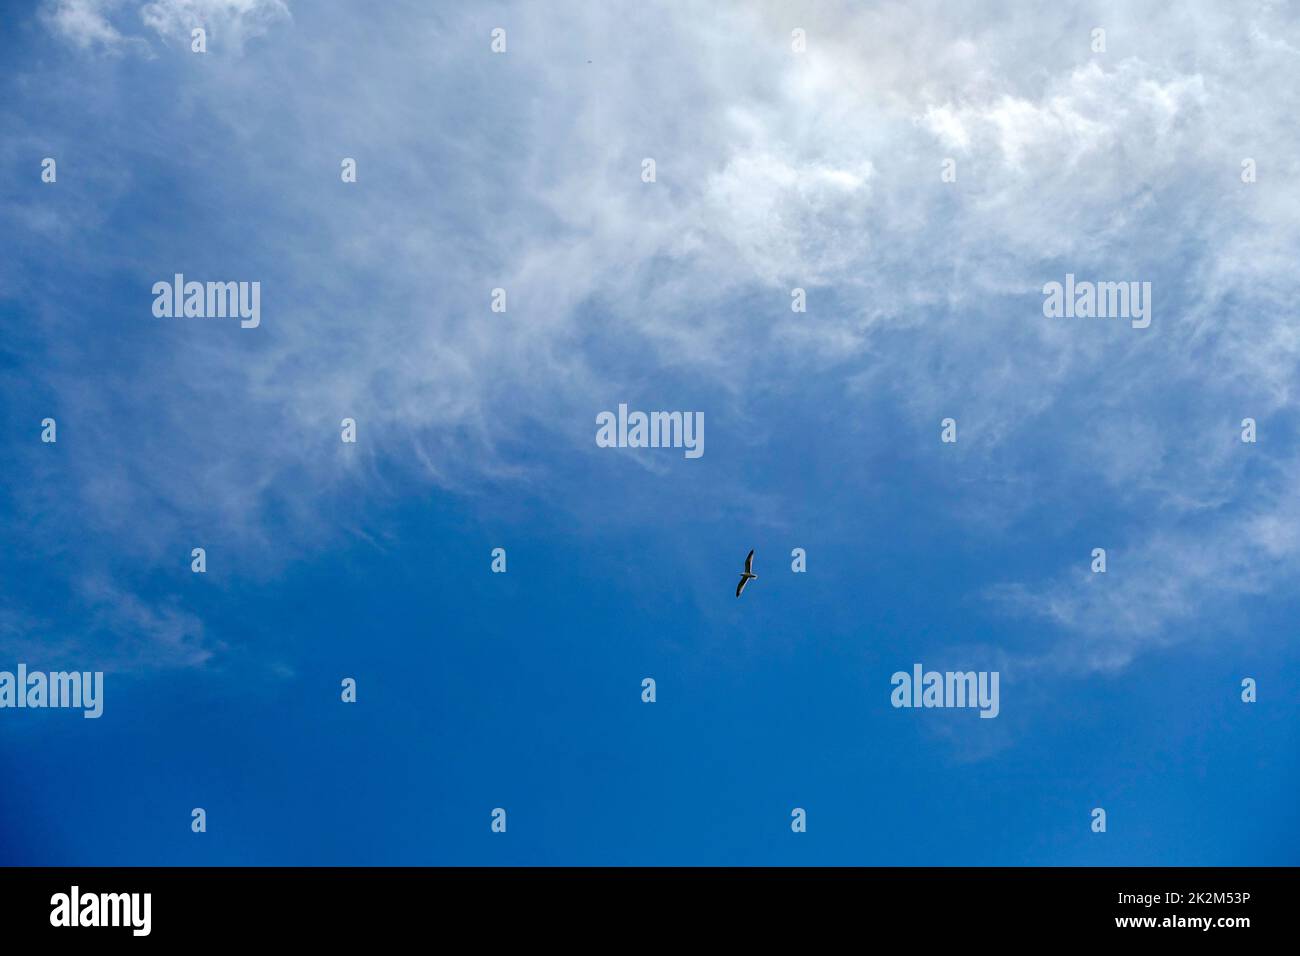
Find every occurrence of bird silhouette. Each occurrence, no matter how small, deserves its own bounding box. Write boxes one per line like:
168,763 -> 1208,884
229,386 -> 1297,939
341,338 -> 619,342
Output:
735,549 -> 757,597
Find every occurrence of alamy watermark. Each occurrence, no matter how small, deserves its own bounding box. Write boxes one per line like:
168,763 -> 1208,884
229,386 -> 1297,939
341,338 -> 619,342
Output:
890,663 -> 999,718
50,886 -> 150,936
0,664 -> 103,718
152,274 -> 261,328
1042,274 -> 1151,329
595,404 -> 704,459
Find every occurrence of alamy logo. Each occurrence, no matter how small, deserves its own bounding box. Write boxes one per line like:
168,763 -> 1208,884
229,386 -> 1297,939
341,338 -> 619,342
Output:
0,664 -> 103,718
1042,273 -> 1151,329
50,886 -> 151,936
890,663 -> 1000,719
152,274 -> 261,328
595,403 -> 704,459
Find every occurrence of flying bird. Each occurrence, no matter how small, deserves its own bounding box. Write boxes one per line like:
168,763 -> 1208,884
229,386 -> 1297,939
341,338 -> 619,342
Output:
735,549 -> 757,597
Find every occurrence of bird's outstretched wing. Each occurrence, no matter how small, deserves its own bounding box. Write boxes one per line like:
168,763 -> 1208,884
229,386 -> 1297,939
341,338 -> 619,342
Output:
744,549 -> 755,573
736,575 -> 748,597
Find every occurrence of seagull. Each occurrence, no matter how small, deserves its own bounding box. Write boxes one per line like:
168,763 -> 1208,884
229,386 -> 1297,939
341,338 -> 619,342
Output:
735,549 -> 757,597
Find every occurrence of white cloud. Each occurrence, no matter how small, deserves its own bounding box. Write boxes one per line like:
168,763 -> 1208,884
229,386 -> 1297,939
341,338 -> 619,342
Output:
42,0 -> 289,53
80,577 -> 221,670
41,0 -> 136,52
139,0 -> 289,50
0,579 -> 220,671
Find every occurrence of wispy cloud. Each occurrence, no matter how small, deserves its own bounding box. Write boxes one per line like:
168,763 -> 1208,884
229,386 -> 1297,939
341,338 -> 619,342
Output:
40,0 -> 141,53
41,0 -> 289,54
0,578 -> 219,671
139,0 -> 289,51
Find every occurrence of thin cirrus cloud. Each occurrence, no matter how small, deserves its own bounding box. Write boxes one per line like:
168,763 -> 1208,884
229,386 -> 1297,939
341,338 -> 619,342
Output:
39,0 -> 137,53
7,0 -> 1300,678
40,0 -> 289,53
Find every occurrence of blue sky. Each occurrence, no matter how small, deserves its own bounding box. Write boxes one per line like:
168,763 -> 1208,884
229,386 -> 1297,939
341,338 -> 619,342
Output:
1,0 -> 1298,865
